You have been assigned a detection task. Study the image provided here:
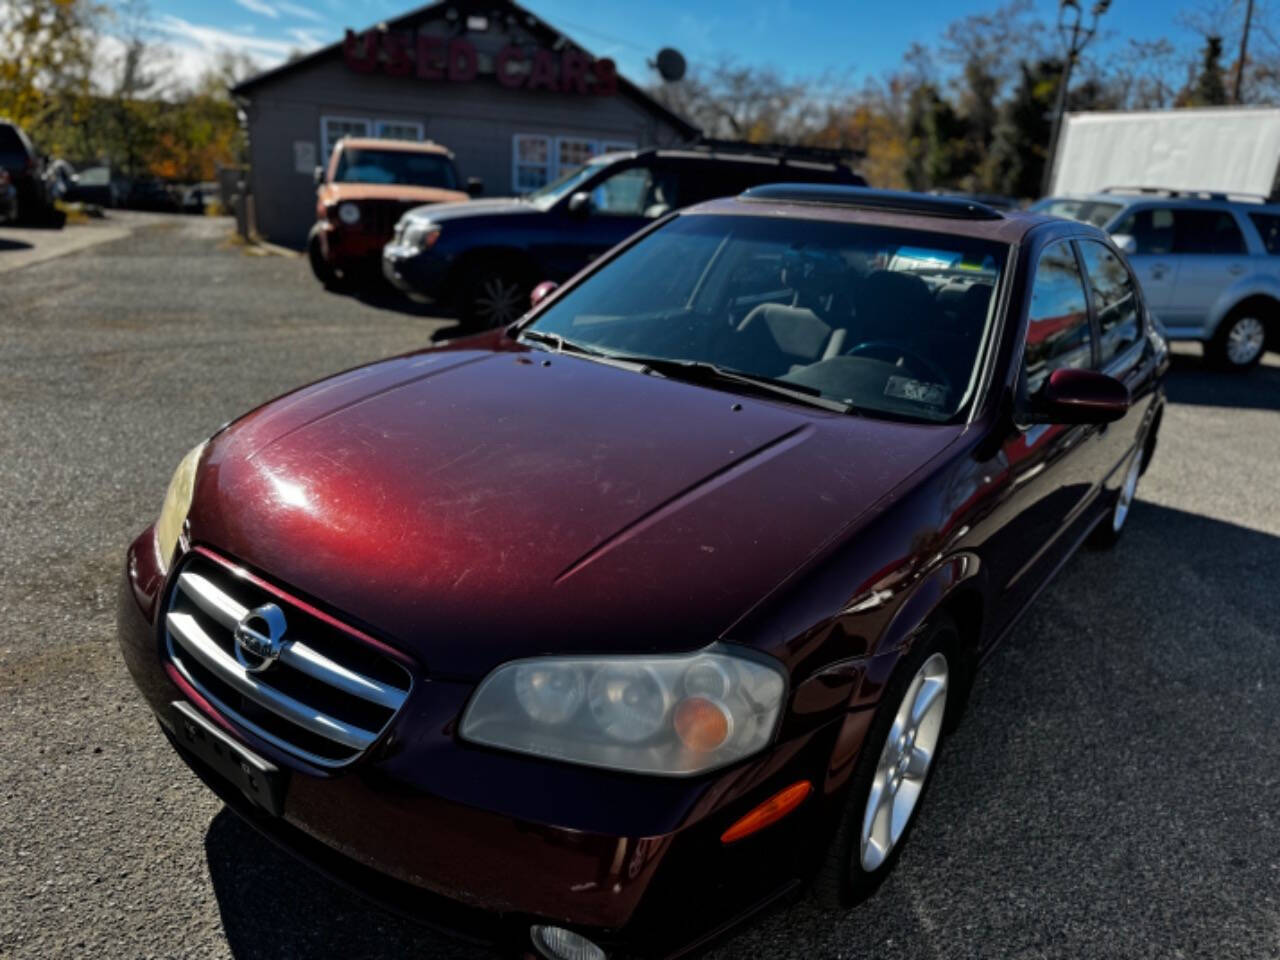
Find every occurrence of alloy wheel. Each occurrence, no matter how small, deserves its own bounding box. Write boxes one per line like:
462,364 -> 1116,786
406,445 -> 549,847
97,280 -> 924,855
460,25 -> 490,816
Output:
1113,450 -> 1142,533
474,274 -> 525,327
859,652 -> 948,872
1226,316 -> 1266,366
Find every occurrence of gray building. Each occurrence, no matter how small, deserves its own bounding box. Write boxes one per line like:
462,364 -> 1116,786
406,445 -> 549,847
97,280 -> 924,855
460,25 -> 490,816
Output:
230,0 -> 698,247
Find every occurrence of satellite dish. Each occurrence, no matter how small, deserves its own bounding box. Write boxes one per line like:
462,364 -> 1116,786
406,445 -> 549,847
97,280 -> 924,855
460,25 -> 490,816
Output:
654,47 -> 687,83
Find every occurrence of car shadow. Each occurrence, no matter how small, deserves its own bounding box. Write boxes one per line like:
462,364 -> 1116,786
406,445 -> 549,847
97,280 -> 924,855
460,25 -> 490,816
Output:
1164,349 -> 1280,412
0,238 -> 33,252
202,501 -> 1280,960
204,809 -> 492,960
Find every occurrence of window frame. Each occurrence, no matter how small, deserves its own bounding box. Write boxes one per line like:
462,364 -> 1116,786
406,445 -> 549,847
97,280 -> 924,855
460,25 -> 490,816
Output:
320,116 -> 425,167
1074,237 -> 1147,377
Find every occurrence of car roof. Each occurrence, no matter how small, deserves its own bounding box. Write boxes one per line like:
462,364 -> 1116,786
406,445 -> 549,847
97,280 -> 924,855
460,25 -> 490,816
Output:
589,148 -> 854,174
688,186 -> 1060,244
339,137 -> 453,156
1044,191 -> 1280,213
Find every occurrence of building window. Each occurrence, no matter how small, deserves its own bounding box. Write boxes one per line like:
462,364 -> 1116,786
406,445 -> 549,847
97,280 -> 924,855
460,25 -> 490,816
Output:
511,136 -> 639,194
376,120 -> 424,142
321,117 -> 369,162
557,137 -> 597,177
514,134 -> 553,192
320,116 -> 424,164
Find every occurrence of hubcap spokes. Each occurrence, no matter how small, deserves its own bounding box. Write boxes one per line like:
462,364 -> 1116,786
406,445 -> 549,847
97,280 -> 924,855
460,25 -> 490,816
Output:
476,276 -> 522,325
1113,452 -> 1142,532
1227,317 -> 1265,365
859,652 -> 948,872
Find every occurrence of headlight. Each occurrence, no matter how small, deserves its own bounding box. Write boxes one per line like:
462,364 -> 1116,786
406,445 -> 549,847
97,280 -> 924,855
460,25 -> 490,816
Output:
154,441 -> 206,573
337,202 -> 360,225
460,649 -> 786,776
402,222 -> 440,250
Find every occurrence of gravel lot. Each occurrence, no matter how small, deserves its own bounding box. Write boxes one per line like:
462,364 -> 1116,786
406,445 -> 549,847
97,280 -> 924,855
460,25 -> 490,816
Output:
1,214 -> 1277,960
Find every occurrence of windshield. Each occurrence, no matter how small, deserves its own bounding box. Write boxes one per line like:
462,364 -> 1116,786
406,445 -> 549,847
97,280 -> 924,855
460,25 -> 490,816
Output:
524,161 -> 608,210
334,148 -> 459,189
525,214 -> 1007,422
1036,198 -> 1122,228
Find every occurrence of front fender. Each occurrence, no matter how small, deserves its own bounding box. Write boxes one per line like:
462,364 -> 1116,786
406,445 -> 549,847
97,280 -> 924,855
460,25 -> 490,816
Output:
879,551 -> 985,657
1207,277 -> 1280,337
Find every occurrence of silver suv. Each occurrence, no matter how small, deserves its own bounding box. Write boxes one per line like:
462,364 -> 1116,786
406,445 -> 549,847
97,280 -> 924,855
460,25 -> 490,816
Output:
1033,189 -> 1279,369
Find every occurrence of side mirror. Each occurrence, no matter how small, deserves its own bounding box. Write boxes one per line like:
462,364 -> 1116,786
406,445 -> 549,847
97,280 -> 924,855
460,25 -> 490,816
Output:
313,166 -> 325,187
1029,368 -> 1130,424
1110,233 -> 1137,255
567,191 -> 592,217
466,177 -> 484,198
530,281 -> 559,308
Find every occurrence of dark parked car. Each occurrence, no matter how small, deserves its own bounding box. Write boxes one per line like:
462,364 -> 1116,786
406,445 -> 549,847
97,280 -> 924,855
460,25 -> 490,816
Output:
383,143 -> 867,327
118,186 -> 1165,960
125,177 -> 180,212
70,166 -> 126,209
0,120 -> 51,223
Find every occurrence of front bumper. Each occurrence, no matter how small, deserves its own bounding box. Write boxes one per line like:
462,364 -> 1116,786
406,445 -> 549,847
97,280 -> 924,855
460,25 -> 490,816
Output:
382,243 -> 452,300
313,221 -> 392,274
117,528 -> 861,958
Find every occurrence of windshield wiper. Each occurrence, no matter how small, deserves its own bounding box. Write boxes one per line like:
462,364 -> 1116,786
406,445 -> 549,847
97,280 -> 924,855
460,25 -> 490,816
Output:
608,354 -> 856,414
517,330 -> 649,370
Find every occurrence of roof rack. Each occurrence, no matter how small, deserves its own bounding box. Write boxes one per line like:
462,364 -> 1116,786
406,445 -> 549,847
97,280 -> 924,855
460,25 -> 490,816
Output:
739,184 -> 1004,220
657,137 -> 861,168
1099,185 -> 1276,203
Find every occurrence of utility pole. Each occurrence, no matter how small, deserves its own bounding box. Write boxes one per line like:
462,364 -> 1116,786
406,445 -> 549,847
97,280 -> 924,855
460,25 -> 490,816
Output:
1233,0 -> 1256,103
1041,0 -> 1111,198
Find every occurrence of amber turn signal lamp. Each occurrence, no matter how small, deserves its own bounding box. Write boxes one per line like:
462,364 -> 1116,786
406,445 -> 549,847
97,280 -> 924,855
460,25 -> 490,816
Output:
720,781 -> 813,845
673,697 -> 731,752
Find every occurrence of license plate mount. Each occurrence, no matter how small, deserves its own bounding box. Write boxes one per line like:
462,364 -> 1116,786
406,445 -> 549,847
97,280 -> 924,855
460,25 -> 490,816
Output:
169,700 -> 288,817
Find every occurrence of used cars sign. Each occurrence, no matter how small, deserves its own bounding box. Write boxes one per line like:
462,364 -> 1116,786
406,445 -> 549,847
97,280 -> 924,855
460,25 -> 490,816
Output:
343,28 -> 618,94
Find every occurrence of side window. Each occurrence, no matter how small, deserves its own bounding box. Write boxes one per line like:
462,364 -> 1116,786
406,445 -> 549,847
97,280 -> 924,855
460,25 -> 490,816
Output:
590,167 -> 653,217
1249,212 -> 1280,253
1172,209 -> 1246,254
1112,207 -> 1175,255
1025,242 -> 1092,394
1079,240 -> 1142,367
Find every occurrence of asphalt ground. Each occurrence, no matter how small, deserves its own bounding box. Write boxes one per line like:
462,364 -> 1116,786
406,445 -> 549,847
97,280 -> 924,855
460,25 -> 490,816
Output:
1,215 -> 1277,960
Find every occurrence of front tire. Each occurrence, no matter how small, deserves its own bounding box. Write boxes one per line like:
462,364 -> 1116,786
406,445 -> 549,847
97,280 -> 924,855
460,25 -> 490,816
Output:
460,266 -> 530,329
1207,309 -> 1268,370
308,236 -> 346,291
815,614 -> 959,907
1089,446 -> 1142,550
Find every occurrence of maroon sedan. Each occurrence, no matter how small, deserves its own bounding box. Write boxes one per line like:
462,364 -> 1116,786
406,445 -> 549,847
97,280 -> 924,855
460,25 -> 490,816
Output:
117,185 -> 1166,959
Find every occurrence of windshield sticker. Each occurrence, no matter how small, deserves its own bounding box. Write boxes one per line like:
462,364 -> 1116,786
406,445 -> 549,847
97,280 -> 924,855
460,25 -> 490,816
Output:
884,375 -> 948,407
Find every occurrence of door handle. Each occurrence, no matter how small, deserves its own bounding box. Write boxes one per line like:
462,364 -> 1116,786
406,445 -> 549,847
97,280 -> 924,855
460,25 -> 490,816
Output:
1150,263 -> 1169,280
1228,263 -> 1245,276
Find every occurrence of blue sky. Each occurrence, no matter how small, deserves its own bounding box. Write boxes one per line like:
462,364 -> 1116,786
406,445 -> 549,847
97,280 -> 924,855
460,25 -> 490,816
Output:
143,0 -> 1219,89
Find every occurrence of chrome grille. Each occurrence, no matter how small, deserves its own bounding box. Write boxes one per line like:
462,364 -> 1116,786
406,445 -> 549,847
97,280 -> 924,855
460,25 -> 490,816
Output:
164,552 -> 412,768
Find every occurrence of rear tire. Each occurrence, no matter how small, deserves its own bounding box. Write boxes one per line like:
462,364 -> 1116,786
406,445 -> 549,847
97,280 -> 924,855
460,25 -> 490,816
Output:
814,614 -> 960,908
1207,308 -> 1268,370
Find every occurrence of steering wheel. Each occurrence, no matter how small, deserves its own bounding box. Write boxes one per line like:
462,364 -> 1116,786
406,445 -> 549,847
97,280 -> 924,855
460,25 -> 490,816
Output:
844,340 -> 952,389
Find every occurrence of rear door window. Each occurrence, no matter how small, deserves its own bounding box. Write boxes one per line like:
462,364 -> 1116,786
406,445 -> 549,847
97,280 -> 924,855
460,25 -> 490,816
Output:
1171,210 -> 1247,254
1025,241 -> 1093,394
0,125 -> 30,168
1248,213 -> 1280,253
1078,240 -> 1142,367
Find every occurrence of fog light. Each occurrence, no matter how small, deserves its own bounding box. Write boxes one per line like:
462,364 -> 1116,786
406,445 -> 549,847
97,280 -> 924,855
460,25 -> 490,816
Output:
530,925 -> 607,960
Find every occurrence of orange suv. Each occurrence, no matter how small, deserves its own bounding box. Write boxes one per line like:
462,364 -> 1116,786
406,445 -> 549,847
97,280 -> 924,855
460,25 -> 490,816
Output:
309,137 -> 472,288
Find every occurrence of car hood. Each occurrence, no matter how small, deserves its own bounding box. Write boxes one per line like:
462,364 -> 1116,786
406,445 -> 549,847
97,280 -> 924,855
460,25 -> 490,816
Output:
402,197 -> 537,223
319,183 -> 470,206
189,338 -> 962,678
